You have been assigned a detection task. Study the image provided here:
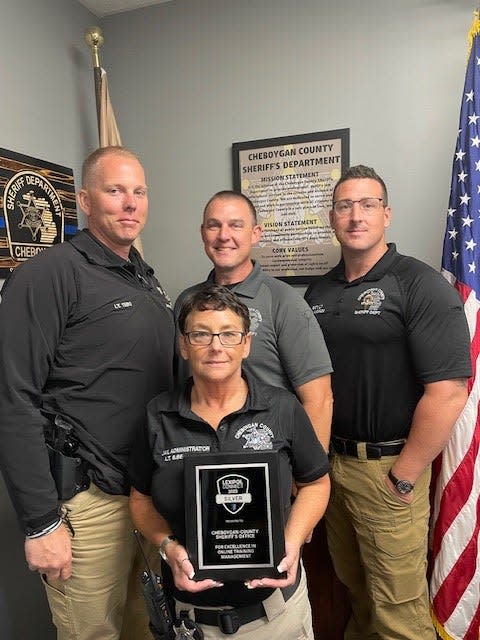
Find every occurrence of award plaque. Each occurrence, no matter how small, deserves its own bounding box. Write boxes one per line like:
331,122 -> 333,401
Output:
184,451 -> 285,581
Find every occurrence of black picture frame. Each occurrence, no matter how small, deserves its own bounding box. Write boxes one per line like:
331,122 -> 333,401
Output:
184,451 -> 285,582
232,129 -> 349,284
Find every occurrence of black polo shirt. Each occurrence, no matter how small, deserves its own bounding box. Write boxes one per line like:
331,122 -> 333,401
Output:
304,244 -> 471,442
129,372 -> 329,608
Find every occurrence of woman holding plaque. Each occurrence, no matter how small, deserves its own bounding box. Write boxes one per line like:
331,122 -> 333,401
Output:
129,285 -> 330,640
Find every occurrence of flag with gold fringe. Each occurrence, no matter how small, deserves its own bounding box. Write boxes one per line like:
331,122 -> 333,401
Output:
99,68 -> 122,147
430,10 -> 480,640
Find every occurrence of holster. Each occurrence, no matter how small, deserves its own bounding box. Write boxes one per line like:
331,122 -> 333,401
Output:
44,415 -> 90,501
46,444 -> 90,501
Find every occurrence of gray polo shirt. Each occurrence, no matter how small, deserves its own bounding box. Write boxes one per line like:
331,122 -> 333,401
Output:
175,261 -> 332,391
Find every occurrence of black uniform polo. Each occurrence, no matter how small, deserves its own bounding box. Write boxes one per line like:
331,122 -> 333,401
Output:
129,372 -> 329,608
304,244 -> 471,442
0,230 -> 175,533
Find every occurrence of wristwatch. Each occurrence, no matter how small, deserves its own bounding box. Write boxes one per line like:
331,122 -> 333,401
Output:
388,469 -> 414,495
158,534 -> 178,561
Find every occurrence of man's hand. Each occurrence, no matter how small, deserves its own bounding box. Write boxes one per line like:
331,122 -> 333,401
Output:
25,524 -> 72,581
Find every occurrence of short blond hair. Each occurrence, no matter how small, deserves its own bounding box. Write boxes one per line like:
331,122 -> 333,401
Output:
81,146 -> 141,187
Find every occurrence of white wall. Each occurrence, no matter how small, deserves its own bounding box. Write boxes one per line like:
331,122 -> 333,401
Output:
101,0 -> 475,302
0,2 -> 99,637
1,0 -> 99,193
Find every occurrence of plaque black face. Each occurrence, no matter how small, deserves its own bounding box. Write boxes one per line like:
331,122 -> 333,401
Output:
184,451 -> 285,581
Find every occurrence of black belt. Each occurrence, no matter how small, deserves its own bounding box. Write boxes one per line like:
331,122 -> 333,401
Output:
191,579 -> 298,634
193,601 -> 265,634
330,435 -> 405,459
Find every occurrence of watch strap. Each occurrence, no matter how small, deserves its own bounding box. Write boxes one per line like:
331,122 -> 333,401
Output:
388,469 -> 414,494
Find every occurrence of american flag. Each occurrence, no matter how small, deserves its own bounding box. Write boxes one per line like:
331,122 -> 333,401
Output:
430,11 -> 480,640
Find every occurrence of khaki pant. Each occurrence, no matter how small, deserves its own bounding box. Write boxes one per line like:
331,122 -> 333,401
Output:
174,564 -> 313,640
325,452 -> 436,640
42,483 -> 156,640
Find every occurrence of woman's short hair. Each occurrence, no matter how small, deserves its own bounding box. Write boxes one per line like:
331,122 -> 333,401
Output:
178,284 -> 251,334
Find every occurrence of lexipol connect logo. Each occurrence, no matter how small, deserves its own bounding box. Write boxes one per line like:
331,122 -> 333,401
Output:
215,474 -> 252,514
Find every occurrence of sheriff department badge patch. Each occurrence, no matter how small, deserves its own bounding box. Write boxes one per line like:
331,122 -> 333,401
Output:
0,148 -> 77,276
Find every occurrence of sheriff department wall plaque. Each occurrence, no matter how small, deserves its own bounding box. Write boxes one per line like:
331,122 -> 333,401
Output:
0,148 -> 78,277
232,129 -> 349,285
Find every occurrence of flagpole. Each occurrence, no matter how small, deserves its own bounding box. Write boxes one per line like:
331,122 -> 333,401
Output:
84,26 -> 104,144
81,27 -> 144,257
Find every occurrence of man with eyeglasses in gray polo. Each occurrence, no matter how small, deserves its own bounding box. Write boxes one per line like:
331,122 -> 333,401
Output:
304,165 -> 471,639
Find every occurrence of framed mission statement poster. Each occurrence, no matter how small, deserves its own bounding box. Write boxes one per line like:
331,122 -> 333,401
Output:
233,129 -> 349,284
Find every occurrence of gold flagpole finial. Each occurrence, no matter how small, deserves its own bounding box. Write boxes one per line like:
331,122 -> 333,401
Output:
84,26 -> 104,69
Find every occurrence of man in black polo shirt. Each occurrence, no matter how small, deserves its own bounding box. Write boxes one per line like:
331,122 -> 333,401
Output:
305,165 -> 471,639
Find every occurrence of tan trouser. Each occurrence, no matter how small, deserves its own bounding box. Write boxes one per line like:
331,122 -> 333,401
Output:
326,452 -> 436,640
174,563 -> 313,640
41,483 -> 156,640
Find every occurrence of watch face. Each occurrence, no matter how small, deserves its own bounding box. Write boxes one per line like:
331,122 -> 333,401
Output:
396,480 -> 414,494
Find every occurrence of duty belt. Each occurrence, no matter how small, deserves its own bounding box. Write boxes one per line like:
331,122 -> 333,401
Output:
330,435 -> 406,459
190,578 -> 298,634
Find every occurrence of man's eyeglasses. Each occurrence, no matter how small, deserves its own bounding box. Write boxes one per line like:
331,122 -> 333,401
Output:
332,197 -> 384,216
184,331 -> 246,346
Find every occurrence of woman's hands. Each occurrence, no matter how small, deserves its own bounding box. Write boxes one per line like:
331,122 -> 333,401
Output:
244,540 -> 300,590
165,541 -> 224,593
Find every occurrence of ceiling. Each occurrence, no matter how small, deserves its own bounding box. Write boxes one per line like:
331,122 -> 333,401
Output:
77,0 -> 172,18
